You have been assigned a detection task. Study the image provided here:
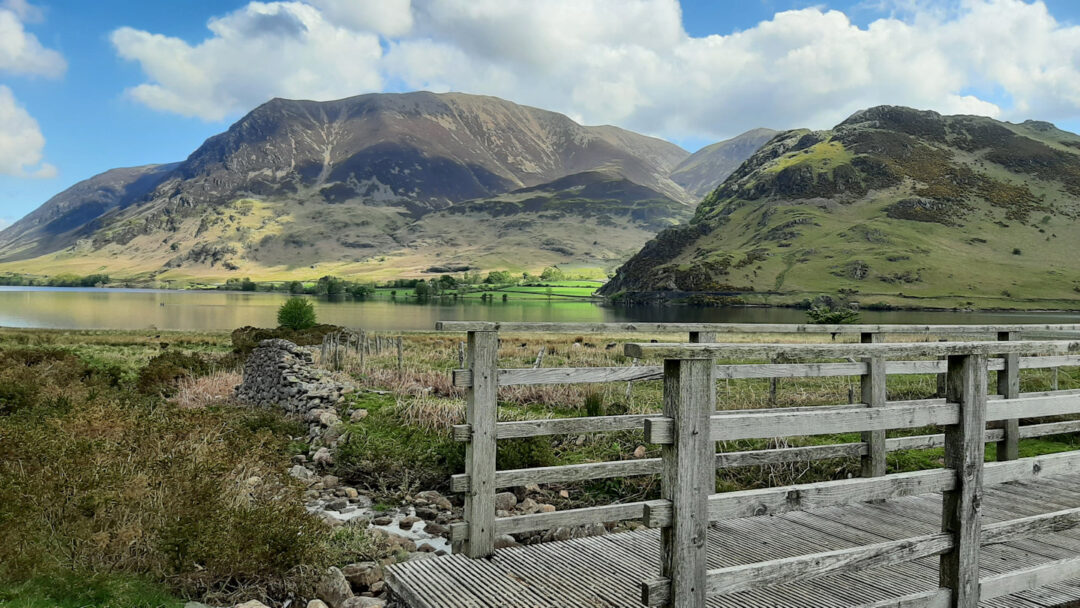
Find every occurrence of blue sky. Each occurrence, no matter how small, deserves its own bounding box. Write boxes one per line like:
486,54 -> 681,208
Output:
2,0 -> 1080,226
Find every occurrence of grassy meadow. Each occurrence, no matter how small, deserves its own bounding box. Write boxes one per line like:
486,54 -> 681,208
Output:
2,326 -> 1080,606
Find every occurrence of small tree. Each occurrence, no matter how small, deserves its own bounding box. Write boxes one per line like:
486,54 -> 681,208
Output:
805,294 -> 860,324
540,266 -> 564,282
277,297 -> 317,330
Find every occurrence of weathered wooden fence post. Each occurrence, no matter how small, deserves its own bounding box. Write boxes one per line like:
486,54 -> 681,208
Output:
656,354 -> 715,607
860,332 -> 887,478
396,336 -> 404,373
463,326 -> 499,558
996,331 -> 1020,461
689,331 -> 717,412
940,352 -> 987,607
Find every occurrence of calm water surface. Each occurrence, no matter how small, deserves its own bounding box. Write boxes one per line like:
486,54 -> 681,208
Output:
0,287 -> 1078,331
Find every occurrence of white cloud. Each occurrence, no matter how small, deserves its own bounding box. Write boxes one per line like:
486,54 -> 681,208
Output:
0,1 -> 60,179
111,2 -> 383,121
111,0 -> 1080,139
0,1 -> 64,78
2,0 -> 42,23
305,0 -> 413,37
0,85 -> 57,178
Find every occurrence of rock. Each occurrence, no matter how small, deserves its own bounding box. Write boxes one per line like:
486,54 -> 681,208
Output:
494,491 -> 517,511
415,506 -> 439,520
307,602 -> 330,608
398,516 -> 421,530
322,475 -> 340,489
317,566 -> 353,608
184,603 -> 214,608
418,542 -> 437,552
518,498 -> 539,514
559,490 -> 569,499
370,528 -> 417,552
369,581 -> 385,594
313,447 -> 334,466
319,411 -> 342,427
342,561 -> 383,588
343,487 -> 359,499
633,445 -> 647,459
340,598 -> 385,608
350,408 -> 369,421
424,521 -> 448,536
326,498 -> 349,512
234,602 -> 270,608
539,504 -> 556,513
524,483 -> 541,494
372,516 -> 393,526
289,464 -> 316,482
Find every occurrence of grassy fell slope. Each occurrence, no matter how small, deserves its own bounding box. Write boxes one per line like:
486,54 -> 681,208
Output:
602,106 -> 1080,309
0,92 -> 700,282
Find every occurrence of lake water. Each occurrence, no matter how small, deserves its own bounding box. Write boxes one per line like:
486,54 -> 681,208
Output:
0,287 -> 1078,331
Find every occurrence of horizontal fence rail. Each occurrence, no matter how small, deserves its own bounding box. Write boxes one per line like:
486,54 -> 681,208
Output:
439,321 -> 1080,608
436,321 -> 1080,335
451,356 -> 1080,387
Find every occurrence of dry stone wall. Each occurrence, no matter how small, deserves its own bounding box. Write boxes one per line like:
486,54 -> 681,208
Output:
235,339 -> 352,415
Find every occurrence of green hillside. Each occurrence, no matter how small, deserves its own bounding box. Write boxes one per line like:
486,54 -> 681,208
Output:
601,106 -> 1080,310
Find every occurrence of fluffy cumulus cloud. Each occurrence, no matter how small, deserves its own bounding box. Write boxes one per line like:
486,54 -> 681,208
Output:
0,85 -> 57,178
0,0 -> 64,77
112,0 -> 1080,139
0,0 -> 61,178
110,2 -> 383,121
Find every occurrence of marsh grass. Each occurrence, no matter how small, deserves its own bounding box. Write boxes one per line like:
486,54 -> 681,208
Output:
170,370 -> 244,409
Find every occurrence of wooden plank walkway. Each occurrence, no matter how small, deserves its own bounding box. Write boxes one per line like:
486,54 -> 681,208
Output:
386,472 -> 1080,607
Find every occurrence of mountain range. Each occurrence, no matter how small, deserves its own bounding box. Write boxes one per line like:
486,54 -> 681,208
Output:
602,106 -> 1080,309
0,92 -> 772,282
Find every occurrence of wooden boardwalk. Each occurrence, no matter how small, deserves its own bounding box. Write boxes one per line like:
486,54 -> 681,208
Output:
388,472 -> 1080,608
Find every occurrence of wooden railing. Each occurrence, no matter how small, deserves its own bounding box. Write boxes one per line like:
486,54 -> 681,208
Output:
437,322 -> 1080,567
628,339 -> 1080,608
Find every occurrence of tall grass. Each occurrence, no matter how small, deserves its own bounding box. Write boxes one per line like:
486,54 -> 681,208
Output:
0,346 -> 356,605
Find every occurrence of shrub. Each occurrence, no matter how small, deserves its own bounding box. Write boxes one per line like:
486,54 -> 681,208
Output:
806,305 -> 861,324
497,437 -> 555,470
136,351 -> 214,395
277,297 -> 317,330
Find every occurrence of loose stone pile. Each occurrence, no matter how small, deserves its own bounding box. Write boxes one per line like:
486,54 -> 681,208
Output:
235,339 -> 353,414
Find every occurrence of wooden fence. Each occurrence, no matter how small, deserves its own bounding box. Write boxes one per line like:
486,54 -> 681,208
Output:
437,321 -> 1080,605
628,338 -> 1080,607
